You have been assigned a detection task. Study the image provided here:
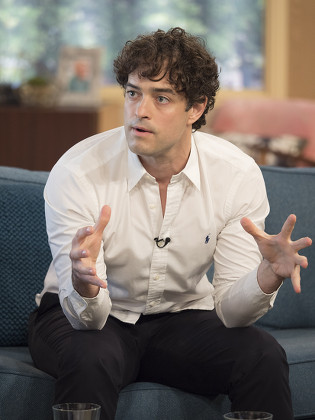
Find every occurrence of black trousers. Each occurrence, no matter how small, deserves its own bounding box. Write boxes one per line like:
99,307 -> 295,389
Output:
28,293 -> 294,420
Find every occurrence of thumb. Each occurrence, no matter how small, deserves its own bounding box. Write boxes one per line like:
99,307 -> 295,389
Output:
291,265 -> 301,294
241,217 -> 257,235
94,205 -> 111,234
240,217 -> 264,240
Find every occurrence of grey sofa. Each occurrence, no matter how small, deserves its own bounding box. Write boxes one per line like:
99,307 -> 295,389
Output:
0,165 -> 314,420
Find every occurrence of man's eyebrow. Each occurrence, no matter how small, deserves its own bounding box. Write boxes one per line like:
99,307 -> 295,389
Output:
152,87 -> 176,95
126,82 -> 140,90
125,82 -> 176,95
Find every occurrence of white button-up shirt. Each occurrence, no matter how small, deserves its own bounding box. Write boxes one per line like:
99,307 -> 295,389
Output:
38,126 -> 276,330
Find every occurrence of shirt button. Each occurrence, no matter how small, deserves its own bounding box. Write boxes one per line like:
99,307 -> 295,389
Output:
153,274 -> 160,280
149,301 -> 157,307
149,204 -> 155,210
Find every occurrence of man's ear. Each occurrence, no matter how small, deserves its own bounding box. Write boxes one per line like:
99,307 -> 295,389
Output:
187,97 -> 208,125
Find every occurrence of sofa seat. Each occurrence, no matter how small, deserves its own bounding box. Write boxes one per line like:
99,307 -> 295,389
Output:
0,346 -> 231,420
0,347 -> 54,419
1,328 -> 315,420
266,328 -> 315,420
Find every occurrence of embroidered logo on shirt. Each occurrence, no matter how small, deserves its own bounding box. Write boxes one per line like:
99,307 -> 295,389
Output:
205,234 -> 210,244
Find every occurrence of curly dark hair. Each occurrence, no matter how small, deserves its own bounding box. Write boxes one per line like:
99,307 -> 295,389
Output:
113,27 -> 220,131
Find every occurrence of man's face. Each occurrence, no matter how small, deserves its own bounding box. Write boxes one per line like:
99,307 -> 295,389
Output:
124,71 -> 197,164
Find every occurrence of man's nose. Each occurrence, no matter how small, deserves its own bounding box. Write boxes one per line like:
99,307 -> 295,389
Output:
136,97 -> 150,119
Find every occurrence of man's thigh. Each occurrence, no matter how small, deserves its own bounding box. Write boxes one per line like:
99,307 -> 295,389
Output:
28,293 -> 142,387
137,309 -> 281,397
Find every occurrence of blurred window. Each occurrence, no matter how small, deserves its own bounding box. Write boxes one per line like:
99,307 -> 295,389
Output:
0,0 -> 264,90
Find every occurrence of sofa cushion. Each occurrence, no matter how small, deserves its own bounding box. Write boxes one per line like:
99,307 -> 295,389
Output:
0,347 -> 55,420
266,327 -> 315,419
0,167 -> 50,346
258,167 -> 315,329
116,382 -> 230,420
0,346 -> 230,420
2,335 -> 315,420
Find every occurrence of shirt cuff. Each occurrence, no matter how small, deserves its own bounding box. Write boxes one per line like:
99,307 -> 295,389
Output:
63,287 -> 112,330
217,267 -> 279,328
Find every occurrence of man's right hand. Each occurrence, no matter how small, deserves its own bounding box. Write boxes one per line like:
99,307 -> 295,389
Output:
70,205 -> 111,298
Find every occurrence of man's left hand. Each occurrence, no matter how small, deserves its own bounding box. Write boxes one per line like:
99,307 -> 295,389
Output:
241,214 -> 312,294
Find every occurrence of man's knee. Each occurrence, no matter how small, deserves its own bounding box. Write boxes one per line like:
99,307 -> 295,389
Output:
256,329 -> 289,375
235,327 -> 289,382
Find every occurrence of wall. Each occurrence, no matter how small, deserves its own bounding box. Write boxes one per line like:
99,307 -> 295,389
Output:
265,0 -> 315,100
288,0 -> 315,99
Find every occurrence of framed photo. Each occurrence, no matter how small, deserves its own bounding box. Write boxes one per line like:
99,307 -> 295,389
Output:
56,46 -> 103,107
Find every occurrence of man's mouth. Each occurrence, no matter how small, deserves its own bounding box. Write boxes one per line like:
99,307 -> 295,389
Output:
132,126 -> 152,134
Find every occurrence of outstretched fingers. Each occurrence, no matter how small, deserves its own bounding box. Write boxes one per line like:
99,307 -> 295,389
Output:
71,205 -> 111,250
240,217 -> 267,241
280,214 -> 296,240
70,205 -> 111,295
94,205 -> 111,235
291,265 -> 301,294
292,236 -> 313,252
242,214 -> 312,294
71,225 -> 94,252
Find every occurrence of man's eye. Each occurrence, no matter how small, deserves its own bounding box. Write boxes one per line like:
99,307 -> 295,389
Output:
127,90 -> 137,98
157,96 -> 169,104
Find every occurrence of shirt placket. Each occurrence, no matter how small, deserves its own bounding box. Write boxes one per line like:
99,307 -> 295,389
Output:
144,175 -> 187,314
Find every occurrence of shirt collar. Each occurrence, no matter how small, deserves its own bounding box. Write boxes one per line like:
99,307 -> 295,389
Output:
181,135 -> 201,190
127,134 -> 201,192
127,147 -> 147,191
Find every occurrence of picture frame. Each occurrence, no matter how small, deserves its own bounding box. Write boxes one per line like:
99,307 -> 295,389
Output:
56,46 -> 103,107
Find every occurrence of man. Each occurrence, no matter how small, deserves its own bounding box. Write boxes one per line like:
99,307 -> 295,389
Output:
28,28 -> 312,420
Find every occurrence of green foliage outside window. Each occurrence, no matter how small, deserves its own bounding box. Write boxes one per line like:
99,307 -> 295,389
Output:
0,0 -> 264,89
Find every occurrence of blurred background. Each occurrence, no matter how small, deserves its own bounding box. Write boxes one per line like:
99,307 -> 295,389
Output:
0,0 -> 314,171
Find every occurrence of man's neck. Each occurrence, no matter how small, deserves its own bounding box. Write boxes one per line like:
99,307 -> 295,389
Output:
139,151 -> 190,217
138,148 -> 190,185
